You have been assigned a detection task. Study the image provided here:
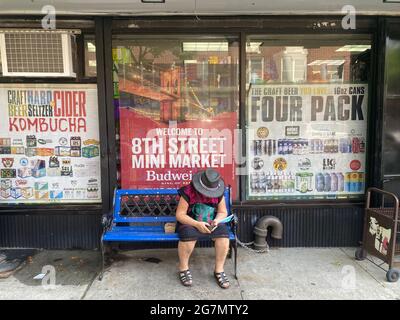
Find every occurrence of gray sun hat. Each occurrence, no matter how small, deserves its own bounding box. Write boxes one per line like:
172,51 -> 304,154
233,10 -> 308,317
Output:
192,169 -> 225,198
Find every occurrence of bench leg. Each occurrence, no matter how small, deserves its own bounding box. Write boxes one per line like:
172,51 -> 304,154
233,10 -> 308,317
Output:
228,242 -> 232,259
233,239 -> 238,280
99,240 -> 105,281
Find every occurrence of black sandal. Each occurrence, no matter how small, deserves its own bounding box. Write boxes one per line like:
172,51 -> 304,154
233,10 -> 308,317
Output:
179,269 -> 193,287
214,271 -> 230,289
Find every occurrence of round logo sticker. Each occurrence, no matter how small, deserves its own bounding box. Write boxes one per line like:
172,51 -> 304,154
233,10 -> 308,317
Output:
257,127 -> 269,139
59,137 -> 68,146
273,157 -> 288,171
252,157 -> 264,170
350,160 -> 361,171
20,158 -> 28,166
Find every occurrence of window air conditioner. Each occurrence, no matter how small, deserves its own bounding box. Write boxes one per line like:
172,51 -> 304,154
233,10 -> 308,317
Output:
0,29 -> 80,78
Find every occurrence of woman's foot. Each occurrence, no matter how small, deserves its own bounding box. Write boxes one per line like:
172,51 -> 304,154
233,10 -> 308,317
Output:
214,271 -> 230,289
179,269 -> 193,286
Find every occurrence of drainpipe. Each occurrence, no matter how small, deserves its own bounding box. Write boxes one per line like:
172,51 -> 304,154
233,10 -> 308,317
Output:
253,216 -> 283,250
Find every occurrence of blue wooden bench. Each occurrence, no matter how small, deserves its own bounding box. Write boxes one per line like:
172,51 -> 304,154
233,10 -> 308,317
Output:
99,187 -> 238,280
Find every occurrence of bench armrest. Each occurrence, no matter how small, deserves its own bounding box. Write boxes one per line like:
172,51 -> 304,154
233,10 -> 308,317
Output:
101,212 -> 113,231
229,213 -> 238,235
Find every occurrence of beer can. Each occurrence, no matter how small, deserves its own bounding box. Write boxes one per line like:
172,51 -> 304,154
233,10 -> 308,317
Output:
315,173 -> 325,192
263,140 -> 268,155
350,172 -> 359,192
278,139 -> 283,155
352,137 -> 360,154
344,172 -> 351,192
257,140 -> 262,156
337,172 -> 344,192
283,140 -> 288,155
288,140 -> 293,154
330,173 -> 338,192
357,172 -> 364,192
359,137 -> 365,153
272,140 -> 276,155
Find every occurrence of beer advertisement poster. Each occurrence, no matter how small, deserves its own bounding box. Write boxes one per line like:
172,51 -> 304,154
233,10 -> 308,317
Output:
248,84 -> 368,200
0,84 -> 102,203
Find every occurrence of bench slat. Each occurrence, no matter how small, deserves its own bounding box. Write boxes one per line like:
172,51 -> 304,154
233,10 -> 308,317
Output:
113,216 -> 177,223
103,231 -> 236,242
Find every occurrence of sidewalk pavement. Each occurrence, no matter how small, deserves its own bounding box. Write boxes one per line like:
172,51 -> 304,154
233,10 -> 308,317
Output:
0,247 -> 399,300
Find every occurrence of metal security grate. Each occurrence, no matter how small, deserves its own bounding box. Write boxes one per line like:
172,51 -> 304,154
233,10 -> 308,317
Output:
120,194 -> 180,217
4,32 -> 64,73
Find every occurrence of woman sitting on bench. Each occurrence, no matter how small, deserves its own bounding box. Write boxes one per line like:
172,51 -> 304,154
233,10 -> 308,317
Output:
176,168 -> 230,289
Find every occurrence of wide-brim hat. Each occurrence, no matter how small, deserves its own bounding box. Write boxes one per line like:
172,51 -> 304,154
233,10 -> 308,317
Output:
192,169 -> 225,198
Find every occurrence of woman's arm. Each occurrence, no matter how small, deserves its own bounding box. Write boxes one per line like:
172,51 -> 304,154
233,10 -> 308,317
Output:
175,197 -> 211,233
212,196 -> 228,225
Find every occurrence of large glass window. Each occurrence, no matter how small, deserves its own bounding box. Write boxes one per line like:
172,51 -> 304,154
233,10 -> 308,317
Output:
383,26 -> 400,177
112,35 -> 239,198
246,36 -> 371,200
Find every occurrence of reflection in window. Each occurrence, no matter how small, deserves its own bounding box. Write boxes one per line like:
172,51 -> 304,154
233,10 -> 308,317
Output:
84,38 -> 97,77
246,40 -> 371,84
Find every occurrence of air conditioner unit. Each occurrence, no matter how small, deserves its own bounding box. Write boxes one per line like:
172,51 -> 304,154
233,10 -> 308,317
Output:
0,29 -> 80,78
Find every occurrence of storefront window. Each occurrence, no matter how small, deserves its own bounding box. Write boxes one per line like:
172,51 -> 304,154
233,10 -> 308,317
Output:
112,35 -> 239,198
383,26 -> 400,176
246,36 -> 371,200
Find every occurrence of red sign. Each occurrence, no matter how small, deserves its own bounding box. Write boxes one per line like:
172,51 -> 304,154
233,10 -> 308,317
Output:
119,108 -> 238,198
350,160 -> 361,171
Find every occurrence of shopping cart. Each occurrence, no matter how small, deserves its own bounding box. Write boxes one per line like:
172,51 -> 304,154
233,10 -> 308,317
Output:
355,187 -> 400,282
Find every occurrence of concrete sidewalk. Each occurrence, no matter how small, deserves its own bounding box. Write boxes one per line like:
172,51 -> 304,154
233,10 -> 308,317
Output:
0,247 -> 399,300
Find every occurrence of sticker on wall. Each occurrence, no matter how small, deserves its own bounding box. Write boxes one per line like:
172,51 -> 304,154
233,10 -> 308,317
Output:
369,217 -> 391,256
273,157 -> 288,171
2,158 -> 14,168
256,127 -> 269,139
20,158 -> 28,166
350,159 -> 362,171
252,157 -> 264,170
298,158 -> 312,171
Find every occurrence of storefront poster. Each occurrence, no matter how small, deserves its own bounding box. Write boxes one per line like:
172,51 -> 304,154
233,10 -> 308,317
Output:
248,84 -> 368,199
0,84 -> 101,203
119,108 -> 237,199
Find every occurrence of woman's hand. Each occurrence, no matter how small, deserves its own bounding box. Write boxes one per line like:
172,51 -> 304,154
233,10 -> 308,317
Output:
195,221 -> 212,234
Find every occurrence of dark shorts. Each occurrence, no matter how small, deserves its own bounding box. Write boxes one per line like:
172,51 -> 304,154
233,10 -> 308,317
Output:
176,222 -> 230,242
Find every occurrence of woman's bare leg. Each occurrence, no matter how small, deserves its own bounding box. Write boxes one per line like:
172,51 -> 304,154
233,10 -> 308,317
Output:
178,240 -> 197,271
214,237 -> 230,273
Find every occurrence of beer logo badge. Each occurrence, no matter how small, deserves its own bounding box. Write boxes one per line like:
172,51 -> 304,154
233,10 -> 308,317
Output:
323,158 -> 336,170
59,137 -> 68,146
350,160 -> 361,171
285,126 -> 300,137
298,158 -> 311,171
273,157 -> 288,171
256,127 -> 269,139
20,158 -> 28,166
2,158 -> 14,168
15,180 -> 28,186
252,157 -> 264,170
